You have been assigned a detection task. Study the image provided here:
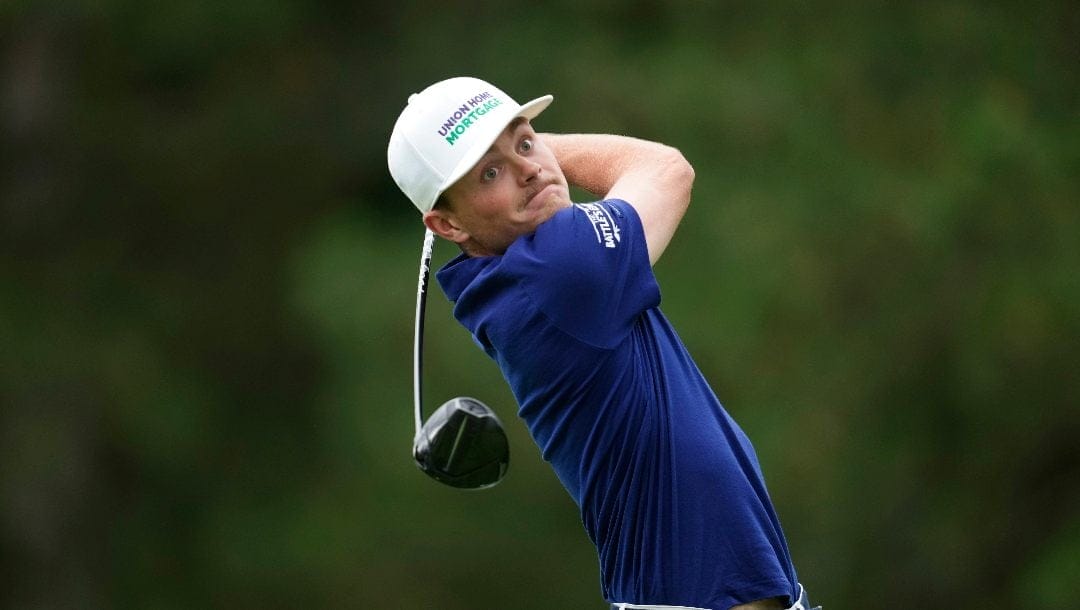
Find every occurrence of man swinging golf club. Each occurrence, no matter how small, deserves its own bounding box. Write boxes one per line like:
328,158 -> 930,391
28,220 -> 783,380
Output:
388,76 -> 820,610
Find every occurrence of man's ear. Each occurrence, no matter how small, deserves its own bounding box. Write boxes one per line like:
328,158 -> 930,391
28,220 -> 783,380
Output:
423,210 -> 469,244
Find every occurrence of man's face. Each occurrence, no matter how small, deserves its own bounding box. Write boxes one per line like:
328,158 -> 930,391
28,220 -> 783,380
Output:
430,118 -> 571,257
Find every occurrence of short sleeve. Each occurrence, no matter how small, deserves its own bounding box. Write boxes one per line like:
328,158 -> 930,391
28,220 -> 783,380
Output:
505,199 -> 660,349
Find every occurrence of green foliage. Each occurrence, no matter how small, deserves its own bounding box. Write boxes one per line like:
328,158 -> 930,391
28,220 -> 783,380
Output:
2,1 -> 1077,608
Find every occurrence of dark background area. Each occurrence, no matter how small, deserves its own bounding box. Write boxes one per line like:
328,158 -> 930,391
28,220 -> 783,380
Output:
3,1 -> 1078,608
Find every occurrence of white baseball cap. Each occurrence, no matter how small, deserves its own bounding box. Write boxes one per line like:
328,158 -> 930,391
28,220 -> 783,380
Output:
387,77 -> 553,213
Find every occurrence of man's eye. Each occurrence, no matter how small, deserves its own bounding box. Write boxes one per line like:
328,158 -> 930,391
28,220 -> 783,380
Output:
520,138 -> 533,153
482,167 -> 498,181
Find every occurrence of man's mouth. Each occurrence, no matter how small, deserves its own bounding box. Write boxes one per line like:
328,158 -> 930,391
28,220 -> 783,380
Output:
525,183 -> 555,210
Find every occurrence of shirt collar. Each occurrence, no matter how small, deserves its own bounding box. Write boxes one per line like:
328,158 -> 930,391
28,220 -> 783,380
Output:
435,252 -> 496,302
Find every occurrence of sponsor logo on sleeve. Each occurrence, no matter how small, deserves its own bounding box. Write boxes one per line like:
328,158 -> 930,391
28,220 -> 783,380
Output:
578,203 -> 621,248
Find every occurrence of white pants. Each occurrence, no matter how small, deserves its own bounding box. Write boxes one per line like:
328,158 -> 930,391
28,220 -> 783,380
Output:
611,583 -> 819,610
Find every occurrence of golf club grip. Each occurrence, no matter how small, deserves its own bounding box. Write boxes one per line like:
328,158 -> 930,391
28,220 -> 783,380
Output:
413,229 -> 435,438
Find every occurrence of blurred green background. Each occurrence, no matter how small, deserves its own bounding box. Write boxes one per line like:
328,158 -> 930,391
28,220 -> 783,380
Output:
3,1 -> 1078,608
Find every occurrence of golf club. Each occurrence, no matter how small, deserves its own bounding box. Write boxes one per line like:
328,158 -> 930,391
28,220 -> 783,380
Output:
412,228 -> 510,489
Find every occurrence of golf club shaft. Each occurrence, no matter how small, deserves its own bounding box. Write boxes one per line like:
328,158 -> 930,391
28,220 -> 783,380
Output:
413,229 -> 435,438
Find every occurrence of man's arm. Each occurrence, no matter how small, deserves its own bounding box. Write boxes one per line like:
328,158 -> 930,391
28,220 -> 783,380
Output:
540,133 -> 695,265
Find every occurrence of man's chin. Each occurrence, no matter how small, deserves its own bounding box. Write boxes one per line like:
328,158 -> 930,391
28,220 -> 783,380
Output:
534,198 -> 569,226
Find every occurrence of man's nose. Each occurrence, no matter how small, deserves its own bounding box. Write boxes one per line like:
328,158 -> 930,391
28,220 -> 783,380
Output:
512,156 -> 541,184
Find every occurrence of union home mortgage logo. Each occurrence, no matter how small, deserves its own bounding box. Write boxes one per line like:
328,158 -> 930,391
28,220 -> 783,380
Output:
436,91 -> 503,146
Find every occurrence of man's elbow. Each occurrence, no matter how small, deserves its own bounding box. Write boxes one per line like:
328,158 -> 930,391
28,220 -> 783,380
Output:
662,146 -> 695,208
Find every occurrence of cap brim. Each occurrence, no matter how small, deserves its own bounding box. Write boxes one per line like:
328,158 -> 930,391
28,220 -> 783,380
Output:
516,94 -> 554,122
435,94 -> 554,205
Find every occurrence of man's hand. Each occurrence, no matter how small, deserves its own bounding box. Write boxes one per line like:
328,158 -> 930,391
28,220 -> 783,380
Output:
541,133 -> 695,265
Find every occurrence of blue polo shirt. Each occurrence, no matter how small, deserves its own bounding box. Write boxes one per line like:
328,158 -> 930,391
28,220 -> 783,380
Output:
436,199 -> 797,609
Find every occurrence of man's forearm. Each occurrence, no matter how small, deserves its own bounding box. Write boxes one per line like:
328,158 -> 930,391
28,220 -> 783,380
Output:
541,133 -> 676,197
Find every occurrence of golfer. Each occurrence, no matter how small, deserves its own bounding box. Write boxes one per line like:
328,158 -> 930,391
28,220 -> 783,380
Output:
388,77 -> 819,610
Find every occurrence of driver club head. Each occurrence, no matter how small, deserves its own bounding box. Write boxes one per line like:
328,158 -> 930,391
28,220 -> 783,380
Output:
413,396 -> 510,489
